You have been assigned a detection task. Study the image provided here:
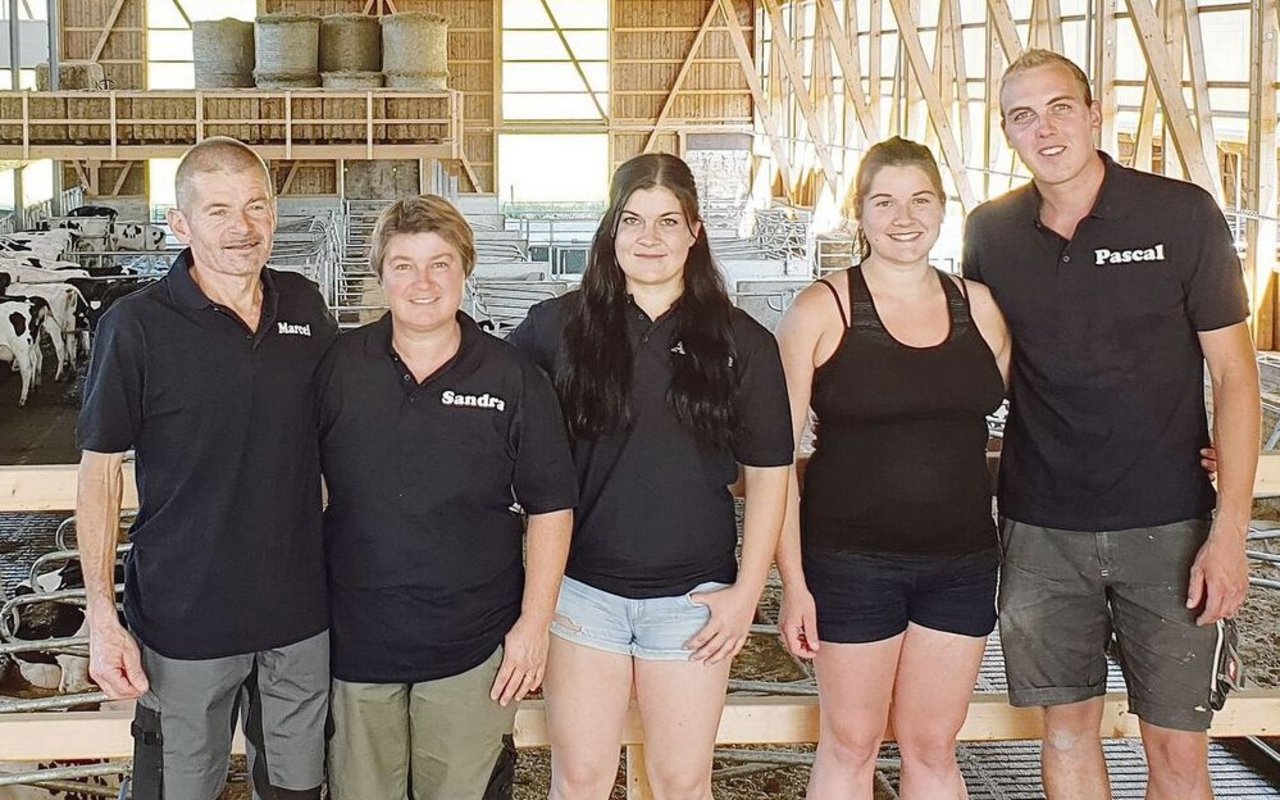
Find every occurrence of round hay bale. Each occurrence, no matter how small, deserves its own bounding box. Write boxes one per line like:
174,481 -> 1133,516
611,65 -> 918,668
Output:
383,71 -> 449,91
35,60 -> 106,91
321,70 -> 384,89
380,12 -> 448,76
254,14 -> 320,86
194,19 -> 254,88
320,14 -> 381,73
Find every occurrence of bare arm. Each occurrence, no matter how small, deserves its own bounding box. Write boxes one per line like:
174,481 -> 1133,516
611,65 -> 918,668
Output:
1188,322 -> 1259,625
491,508 -> 572,706
77,449 -> 148,698
963,279 -> 1012,388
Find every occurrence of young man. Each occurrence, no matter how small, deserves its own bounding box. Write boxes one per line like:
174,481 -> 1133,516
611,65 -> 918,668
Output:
77,136 -> 336,800
962,49 -> 1260,800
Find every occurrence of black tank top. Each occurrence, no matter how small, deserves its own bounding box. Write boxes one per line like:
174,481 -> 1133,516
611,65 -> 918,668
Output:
801,267 -> 1005,556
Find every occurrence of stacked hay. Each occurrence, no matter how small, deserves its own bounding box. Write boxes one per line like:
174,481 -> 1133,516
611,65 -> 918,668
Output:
322,71 -> 384,89
320,14 -> 381,73
35,60 -> 106,91
381,13 -> 449,90
254,14 -> 320,89
194,19 -> 255,88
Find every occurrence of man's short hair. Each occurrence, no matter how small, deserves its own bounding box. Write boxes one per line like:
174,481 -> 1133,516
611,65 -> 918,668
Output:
1000,48 -> 1094,117
369,195 -> 477,279
174,137 -> 274,212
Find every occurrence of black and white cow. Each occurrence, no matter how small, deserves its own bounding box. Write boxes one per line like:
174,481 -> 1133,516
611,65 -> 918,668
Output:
0,294 -> 50,405
108,223 -> 166,252
3,280 -> 91,379
3,229 -> 77,259
0,264 -> 90,285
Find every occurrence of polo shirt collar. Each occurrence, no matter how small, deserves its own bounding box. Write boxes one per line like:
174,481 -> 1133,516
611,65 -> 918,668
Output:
365,310 -> 487,379
1027,150 -> 1130,229
167,247 -> 279,317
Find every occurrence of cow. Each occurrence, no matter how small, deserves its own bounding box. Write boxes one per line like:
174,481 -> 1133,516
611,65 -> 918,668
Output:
108,222 -> 166,252
0,265 -> 90,285
66,204 -> 118,222
0,295 -> 50,405
4,281 -> 91,379
4,229 -> 77,258
0,255 -> 83,272
83,276 -> 157,329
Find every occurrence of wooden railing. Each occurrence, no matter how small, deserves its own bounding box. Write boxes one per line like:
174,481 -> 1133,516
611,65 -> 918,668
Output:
0,89 -> 464,161
3,458 -> 1280,799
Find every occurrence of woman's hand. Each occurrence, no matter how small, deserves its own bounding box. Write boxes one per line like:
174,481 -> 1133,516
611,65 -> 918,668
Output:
686,583 -> 759,665
778,584 -> 820,659
490,615 -> 550,707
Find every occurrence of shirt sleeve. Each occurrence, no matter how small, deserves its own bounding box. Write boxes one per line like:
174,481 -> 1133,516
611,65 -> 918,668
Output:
77,307 -> 145,453
1183,188 -> 1249,332
732,321 -> 794,468
961,209 -> 985,282
506,298 -> 557,375
509,357 -> 578,514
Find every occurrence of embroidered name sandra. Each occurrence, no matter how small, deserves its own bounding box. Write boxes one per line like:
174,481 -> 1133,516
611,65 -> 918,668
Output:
1094,244 -> 1165,266
276,321 -> 311,336
441,390 -> 506,412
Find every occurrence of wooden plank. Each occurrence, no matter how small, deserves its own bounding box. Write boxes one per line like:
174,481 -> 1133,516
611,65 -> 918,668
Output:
715,0 -> 796,199
2,691 -> 1279,761
946,0 -> 973,164
625,745 -> 653,800
886,0 -> 980,211
643,0 -> 719,152
1094,0 -> 1119,156
985,0 -> 1025,63
88,0 -> 130,64
868,0 -> 883,128
1125,0 -> 1216,192
760,0 -> 840,195
1245,0 -> 1279,347
1180,0 -> 1223,198
816,0 -> 879,142
538,0 -> 608,120
1045,0 -> 1064,53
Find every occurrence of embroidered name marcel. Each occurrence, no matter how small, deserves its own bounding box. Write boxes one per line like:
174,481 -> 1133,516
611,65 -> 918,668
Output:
1094,244 -> 1165,266
276,322 -> 311,336
441,390 -> 506,412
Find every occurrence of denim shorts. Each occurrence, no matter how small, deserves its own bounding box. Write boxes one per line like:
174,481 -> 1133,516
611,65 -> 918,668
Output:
549,576 -> 732,661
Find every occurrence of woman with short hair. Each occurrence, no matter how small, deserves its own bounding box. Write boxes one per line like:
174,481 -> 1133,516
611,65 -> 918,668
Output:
318,195 -> 578,800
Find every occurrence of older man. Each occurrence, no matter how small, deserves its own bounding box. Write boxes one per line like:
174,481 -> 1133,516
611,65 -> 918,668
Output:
963,50 -> 1259,800
76,137 -> 336,800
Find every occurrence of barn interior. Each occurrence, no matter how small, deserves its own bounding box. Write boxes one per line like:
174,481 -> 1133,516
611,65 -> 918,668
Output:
0,0 -> 1279,797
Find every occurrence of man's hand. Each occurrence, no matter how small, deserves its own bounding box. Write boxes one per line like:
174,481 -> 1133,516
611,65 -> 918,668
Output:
779,584 -> 820,659
1200,446 -> 1218,479
88,618 -> 148,699
686,583 -> 758,665
489,615 -> 550,707
1186,530 -> 1249,626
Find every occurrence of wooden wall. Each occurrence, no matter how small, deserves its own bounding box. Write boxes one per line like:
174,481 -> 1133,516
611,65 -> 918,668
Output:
61,0 -> 146,89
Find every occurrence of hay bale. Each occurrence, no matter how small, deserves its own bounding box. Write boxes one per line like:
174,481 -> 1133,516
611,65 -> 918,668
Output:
321,91 -> 380,141
194,18 -> 255,88
321,70 -> 383,89
35,60 -> 106,91
254,14 -> 320,88
320,14 -> 381,73
380,12 -> 448,86
383,72 -> 449,91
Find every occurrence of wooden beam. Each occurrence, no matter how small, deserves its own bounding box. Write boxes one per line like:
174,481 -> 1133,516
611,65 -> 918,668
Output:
1125,0 -> 1216,192
109,162 -> 133,197
644,1 -> 719,153
169,0 -> 192,29
538,0 -> 608,121
1245,0 -> 1278,347
1180,0 -> 1223,198
2,691 -> 1278,761
815,0 -> 880,142
90,0 -> 129,63
1045,0 -> 1064,53
760,0 -> 841,195
985,0 -> 1025,63
886,0 -> 980,211
869,0 -> 883,129
946,0 -> 973,164
278,162 -> 300,195
716,0 -> 796,200
1094,0 -> 1119,155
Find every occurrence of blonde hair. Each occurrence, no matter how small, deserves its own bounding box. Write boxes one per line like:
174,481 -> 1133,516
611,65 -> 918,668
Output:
369,195 -> 477,278
1000,49 -> 1094,117
842,137 -> 945,261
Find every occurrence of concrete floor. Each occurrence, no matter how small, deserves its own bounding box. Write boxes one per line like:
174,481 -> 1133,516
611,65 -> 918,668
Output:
0,362 -> 84,466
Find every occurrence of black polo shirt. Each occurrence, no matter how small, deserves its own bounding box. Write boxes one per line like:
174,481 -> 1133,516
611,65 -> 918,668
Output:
317,312 -> 577,684
962,153 -> 1248,531
77,249 -> 337,659
508,293 -> 793,598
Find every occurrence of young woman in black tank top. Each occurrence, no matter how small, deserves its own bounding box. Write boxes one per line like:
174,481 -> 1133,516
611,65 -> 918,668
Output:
775,138 -> 1011,800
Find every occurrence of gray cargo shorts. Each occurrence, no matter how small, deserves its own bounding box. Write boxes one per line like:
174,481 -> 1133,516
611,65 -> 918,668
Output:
997,516 -> 1237,732
130,629 -> 329,800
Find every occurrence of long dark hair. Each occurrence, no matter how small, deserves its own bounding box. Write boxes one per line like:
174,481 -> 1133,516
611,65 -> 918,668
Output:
558,153 -> 738,450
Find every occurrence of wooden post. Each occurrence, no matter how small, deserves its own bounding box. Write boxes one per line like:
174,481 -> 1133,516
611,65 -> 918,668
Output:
1245,0 -> 1278,348
625,744 -> 653,800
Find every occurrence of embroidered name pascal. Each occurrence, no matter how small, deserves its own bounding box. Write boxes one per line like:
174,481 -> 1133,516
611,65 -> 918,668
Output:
1094,244 -> 1165,266
441,390 -> 506,412
276,322 -> 311,336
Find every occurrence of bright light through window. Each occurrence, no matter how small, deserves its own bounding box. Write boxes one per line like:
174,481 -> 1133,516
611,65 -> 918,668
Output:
502,0 -> 608,121
497,134 -> 607,203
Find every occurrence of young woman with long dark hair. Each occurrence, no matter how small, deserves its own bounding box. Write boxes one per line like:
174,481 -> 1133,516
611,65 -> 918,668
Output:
775,137 -> 1010,799
509,153 -> 792,799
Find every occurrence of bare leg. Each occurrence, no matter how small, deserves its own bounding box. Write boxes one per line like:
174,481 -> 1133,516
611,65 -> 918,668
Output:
545,637 -> 634,800
1042,698 -> 1110,800
1139,721 -> 1211,800
631,656 -> 733,800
